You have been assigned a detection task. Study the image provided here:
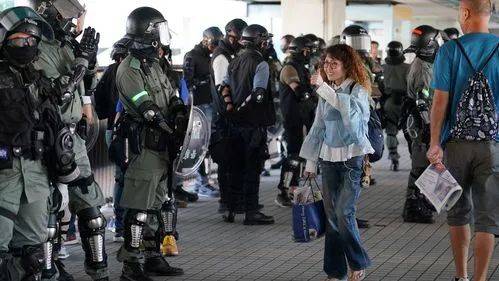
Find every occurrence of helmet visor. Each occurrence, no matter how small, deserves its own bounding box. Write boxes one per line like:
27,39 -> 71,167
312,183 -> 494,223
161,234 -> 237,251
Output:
0,7 -> 54,41
156,20 -> 171,46
343,35 -> 371,52
53,0 -> 85,19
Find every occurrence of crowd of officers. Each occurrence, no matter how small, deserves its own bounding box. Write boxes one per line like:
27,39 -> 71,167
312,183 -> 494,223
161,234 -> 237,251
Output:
0,0 -> 463,280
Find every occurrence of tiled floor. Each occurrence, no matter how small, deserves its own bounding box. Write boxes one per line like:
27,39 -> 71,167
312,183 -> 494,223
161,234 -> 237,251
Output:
64,138 -> 499,281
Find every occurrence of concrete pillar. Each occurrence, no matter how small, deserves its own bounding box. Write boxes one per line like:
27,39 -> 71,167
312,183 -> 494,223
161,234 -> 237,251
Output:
281,0 -> 345,40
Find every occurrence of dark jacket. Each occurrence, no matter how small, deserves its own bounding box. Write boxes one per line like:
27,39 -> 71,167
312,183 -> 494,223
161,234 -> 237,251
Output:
228,48 -> 275,127
94,62 -> 119,129
183,44 -> 212,105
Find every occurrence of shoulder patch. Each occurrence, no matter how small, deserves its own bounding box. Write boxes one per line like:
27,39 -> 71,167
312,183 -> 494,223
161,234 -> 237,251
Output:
130,57 -> 141,70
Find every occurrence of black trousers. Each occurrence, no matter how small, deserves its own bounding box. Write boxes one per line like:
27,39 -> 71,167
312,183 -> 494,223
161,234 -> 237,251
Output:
226,126 -> 267,212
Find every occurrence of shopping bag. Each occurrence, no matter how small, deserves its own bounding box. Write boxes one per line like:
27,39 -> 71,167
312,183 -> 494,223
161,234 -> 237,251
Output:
292,177 -> 326,242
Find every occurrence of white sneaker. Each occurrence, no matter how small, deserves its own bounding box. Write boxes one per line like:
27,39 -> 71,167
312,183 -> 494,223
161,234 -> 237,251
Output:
58,245 -> 70,259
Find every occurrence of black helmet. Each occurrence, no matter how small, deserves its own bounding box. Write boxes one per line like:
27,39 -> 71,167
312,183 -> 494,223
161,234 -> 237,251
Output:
328,35 -> 341,46
341,25 -> 371,53
443,27 -> 460,41
240,24 -> 270,49
404,25 -> 443,62
225,18 -> 247,39
30,0 -> 85,37
288,36 -> 313,54
386,41 -> 403,58
202,26 -> 223,47
0,6 -> 54,49
126,7 -> 170,46
110,36 -> 131,60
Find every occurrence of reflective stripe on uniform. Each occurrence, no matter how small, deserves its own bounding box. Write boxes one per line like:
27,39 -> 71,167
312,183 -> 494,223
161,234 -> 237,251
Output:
131,91 -> 148,104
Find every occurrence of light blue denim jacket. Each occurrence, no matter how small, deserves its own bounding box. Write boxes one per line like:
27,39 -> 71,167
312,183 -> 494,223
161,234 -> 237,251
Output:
300,79 -> 372,164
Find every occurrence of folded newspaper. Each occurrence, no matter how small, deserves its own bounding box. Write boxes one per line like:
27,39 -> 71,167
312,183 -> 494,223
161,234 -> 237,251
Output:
415,164 -> 463,214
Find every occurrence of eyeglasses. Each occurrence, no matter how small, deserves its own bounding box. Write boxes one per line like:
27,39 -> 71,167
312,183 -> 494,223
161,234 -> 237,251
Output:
323,60 -> 341,69
6,37 -> 37,47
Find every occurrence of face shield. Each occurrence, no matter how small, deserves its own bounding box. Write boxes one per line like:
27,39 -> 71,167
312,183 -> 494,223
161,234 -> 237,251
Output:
145,20 -> 171,46
342,34 -> 371,53
0,7 -> 54,43
52,0 -> 85,20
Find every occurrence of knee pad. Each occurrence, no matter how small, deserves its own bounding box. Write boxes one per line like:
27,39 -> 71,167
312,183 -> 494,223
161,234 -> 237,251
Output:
124,209 -> 147,251
12,245 -> 44,281
77,207 -> 107,269
283,156 -> 301,188
159,200 -> 177,237
42,212 -> 58,275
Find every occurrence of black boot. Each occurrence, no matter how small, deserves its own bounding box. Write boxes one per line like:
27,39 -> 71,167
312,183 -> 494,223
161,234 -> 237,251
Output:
391,159 -> 399,171
144,256 -> 184,276
120,261 -> 154,281
175,186 -> 198,202
402,194 -> 435,224
275,191 -> 292,207
244,211 -> 275,225
356,218 -> 370,229
55,260 -> 75,281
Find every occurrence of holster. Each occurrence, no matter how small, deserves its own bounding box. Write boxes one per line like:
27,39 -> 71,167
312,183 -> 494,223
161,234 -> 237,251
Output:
144,126 -> 168,152
127,121 -> 143,155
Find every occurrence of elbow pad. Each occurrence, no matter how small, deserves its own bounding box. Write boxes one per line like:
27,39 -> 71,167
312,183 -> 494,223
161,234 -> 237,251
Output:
293,84 -> 311,101
252,87 -> 266,103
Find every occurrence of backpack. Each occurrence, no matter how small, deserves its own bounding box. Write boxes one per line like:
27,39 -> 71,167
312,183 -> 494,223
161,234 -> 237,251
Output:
451,40 -> 498,141
349,83 -> 384,162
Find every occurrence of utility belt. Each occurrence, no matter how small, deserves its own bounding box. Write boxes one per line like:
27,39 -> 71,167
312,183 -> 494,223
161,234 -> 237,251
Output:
116,114 -> 171,155
0,130 -> 46,170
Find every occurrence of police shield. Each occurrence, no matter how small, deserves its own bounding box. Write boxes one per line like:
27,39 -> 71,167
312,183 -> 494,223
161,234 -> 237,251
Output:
174,106 -> 210,177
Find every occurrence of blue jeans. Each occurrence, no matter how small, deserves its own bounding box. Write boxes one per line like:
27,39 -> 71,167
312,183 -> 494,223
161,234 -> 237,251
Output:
320,156 -> 371,279
106,130 -> 124,232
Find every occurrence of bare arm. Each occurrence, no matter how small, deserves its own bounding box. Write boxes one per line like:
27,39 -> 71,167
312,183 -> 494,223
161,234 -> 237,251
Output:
429,89 -> 449,146
427,89 -> 449,167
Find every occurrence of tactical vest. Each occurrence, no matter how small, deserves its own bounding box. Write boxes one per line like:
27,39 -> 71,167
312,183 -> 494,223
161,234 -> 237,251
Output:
228,48 -> 275,127
0,63 -> 39,149
279,57 -> 312,126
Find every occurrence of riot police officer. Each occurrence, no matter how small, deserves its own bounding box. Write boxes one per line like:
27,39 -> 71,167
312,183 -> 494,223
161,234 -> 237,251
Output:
29,1 -> 108,280
382,41 -> 410,171
220,24 -> 276,225
183,26 -> 223,198
275,36 -> 314,207
210,18 -> 247,213
402,25 -> 442,224
0,6 -> 79,281
115,7 -> 185,281
443,27 -> 460,41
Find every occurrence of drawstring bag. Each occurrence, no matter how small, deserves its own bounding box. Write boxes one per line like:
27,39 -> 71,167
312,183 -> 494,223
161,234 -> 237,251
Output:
292,177 -> 326,242
451,40 -> 498,141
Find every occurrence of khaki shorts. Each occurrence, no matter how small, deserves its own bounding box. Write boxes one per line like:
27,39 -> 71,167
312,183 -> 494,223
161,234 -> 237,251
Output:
444,141 -> 498,234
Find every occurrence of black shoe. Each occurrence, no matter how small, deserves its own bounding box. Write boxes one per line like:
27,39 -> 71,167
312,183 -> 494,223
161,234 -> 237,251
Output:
175,186 -> 198,202
223,211 -> 235,223
218,202 -> 228,213
55,260 -> 75,281
261,169 -> 271,176
270,158 -> 284,169
144,256 -> 184,276
275,193 -> 292,207
402,197 -> 435,224
120,261 -> 154,281
244,211 -> 275,225
391,160 -> 399,171
369,177 -> 376,186
356,218 -> 370,229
